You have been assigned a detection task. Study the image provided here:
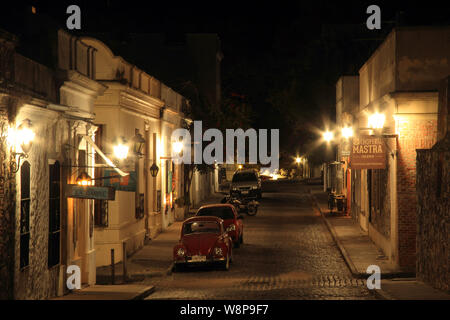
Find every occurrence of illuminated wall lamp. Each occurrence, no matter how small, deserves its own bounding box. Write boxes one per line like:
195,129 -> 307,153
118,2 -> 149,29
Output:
76,171 -> 93,186
113,137 -> 129,160
341,127 -> 353,139
323,130 -> 334,142
9,120 -> 35,173
368,112 -> 385,130
173,141 -> 183,155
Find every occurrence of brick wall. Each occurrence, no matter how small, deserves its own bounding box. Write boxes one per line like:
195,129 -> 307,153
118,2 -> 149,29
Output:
397,118 -> 437,270
416,136 -> 449,291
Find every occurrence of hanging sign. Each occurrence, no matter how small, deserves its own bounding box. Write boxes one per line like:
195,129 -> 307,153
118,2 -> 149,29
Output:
103,170 -> 137,192
350,135 -> 386,169
67,185 -> 115,200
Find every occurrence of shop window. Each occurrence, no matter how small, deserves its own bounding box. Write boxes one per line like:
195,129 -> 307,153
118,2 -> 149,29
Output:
370,169 -> 385,219
48,161 -> 61,268
20,161 -> 30,269
95,200 -> 109,226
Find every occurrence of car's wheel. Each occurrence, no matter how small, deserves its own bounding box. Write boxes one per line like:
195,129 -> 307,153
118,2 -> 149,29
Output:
173,264 -> 185,272
247,204 -> 257,216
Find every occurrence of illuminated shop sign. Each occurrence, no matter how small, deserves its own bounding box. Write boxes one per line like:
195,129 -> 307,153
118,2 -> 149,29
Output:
350,135 -> 386,169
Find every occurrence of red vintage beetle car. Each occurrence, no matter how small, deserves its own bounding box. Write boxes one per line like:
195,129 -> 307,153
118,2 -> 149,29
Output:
195,204 -> 244,248
173,216 -> 233,271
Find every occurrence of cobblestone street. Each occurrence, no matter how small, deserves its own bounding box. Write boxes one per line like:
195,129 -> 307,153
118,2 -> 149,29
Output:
144,181 -> 378,300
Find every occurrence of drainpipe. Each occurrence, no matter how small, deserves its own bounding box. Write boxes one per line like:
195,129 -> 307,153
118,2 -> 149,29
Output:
135,128 -> 140,221
159,106 -> 165,223
144,122 -> 150,241
152,132 -> 157,212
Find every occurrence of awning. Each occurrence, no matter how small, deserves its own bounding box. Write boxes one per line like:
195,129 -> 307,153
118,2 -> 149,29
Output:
81,134 -> 129,177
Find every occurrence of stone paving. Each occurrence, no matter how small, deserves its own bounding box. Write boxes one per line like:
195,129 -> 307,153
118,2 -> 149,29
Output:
143,181 -> 378,300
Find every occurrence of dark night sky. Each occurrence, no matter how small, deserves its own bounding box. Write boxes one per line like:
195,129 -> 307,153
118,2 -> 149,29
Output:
2,0 -> 449,164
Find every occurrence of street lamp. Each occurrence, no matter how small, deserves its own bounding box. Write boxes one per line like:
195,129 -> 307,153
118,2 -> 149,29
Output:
368,112 -> 385,129
295,156 -> 303,179
17,120 -> 35,153
173,141 -> 183,155
113,137 -> 129,160
76,171 -> 93,186
7,120 -> 35,153
132,131 -> 145,157
7,120 -> 35,173
341,126 -> 353,139
323,130 -> 334,143
150,163 -> 159,177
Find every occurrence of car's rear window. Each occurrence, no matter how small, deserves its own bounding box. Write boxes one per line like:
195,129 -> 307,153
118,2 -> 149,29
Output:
183,221 -> 220,235
232,172 -> 257,182
197,207 -> 235,220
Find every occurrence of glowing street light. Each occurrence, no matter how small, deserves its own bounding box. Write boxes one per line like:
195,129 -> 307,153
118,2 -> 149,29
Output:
295,157 -> 302,164
341,126 -> 353,139
368,112 -> 385,129
6,120 -> 35,173
323,130 -> 334,142
173,141 -> 183,155
76,172 -> 93,186
113,137 -> 129,160
7,120 -> 35,153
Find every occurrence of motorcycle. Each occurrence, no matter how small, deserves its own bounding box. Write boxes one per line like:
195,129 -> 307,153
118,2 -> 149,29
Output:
221,194 -> 259,216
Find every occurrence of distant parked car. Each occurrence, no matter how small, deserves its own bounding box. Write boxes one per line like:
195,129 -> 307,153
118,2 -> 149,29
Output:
173,216 -> 233,271
195,204 -> 244,247
230,169 -> 262,199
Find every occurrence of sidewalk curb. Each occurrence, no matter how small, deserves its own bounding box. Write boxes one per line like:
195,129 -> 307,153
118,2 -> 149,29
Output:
371,288 -> 396,300
126,262 -> 174,280
308,191 -> 363,279
166,262 -> 175,276
132,286 -> 156,300
309,191 -> 417,278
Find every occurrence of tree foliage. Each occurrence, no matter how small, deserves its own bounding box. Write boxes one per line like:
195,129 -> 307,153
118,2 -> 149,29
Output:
178,81 -> 253,208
